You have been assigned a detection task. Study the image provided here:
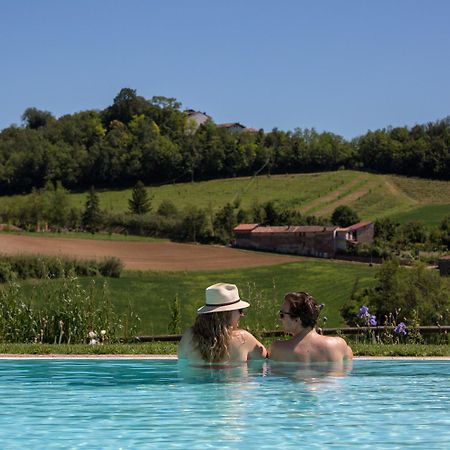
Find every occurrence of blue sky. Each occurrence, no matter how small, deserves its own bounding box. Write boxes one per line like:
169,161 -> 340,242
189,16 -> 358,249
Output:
1,0 -> 450,139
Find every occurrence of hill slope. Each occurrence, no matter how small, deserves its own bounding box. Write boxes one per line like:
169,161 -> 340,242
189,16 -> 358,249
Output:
73,171 -> 450,224
2,170 -> 449,225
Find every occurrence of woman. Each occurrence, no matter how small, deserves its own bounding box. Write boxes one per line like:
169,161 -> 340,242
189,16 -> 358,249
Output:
178,283 -> 267,366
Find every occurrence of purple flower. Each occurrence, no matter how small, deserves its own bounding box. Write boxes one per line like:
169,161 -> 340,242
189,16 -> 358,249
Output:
394,322 -> 407,335
358,305 -> 370,318
369,315 -> 377,327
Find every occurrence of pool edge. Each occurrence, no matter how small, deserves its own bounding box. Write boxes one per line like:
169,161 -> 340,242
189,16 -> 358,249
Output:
0,355 -> 449,360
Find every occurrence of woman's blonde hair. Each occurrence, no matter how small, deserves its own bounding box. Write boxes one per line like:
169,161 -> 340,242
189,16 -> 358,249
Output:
192,311 -> 234,362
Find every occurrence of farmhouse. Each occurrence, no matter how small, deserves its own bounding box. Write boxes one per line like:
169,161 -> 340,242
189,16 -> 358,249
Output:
233,221 -> 374,258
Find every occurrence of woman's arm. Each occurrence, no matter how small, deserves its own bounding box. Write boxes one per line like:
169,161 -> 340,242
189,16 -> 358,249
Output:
177,328 -> 192,359
243,331 -> 268,360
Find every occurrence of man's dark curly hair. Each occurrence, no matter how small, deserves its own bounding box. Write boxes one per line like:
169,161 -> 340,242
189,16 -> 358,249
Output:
284,292 -> 320,328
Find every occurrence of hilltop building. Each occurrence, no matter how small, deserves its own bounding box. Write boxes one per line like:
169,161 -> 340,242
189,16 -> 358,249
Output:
185,113 -> 259,134
233,221 -> 374,258
216,122 -> 259,133
185,110 -> 211,132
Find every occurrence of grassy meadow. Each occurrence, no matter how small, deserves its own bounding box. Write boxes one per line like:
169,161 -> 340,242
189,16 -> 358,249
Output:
49,170 -> 450,224
389,204 -> 450,228
2,170 -> 449,226
67,259 -> 376,336
68,170 -> 422,221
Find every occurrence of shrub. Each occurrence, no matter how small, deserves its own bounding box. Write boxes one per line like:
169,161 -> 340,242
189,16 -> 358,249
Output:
341,257 -> 450,326
98,257 -> 123,278
0,254 -> 123,282
0,261 -> 12,283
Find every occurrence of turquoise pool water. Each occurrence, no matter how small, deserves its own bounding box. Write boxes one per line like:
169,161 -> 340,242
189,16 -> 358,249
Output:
0,359 -> 448,449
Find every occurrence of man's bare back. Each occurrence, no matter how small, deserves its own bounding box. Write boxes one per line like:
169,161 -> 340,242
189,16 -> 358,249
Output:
269,292 -> 353,364
270,328 -> 353,363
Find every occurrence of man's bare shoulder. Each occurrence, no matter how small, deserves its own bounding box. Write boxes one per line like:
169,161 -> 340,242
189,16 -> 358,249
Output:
269,338 -> 293,360
319,335 -> 353,359
270,338 -> 290,350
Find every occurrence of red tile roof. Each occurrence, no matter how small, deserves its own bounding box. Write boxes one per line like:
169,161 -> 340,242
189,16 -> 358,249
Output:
217,122 -> 246,129
251,226 -> 337,233
234,224 -> 259,232
338,221 -> 373,231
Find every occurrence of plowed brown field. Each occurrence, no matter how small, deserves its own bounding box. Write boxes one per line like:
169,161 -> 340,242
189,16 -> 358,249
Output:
0,234 -> 304,271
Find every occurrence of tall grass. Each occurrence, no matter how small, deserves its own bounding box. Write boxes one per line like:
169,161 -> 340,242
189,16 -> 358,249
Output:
0,277 -> 139,344
76,261 -> 377,335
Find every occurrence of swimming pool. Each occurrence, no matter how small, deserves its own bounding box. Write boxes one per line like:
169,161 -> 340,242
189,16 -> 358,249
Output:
0,359 -> 448,449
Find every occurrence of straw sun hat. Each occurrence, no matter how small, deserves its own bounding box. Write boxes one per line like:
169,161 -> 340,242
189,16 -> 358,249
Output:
197,283 -> 250,314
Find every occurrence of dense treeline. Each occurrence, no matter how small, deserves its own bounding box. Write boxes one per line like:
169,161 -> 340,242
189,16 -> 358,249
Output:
0,88 -> 449,195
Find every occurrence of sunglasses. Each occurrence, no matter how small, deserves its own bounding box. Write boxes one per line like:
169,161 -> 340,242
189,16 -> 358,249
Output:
278,310 -> 296,319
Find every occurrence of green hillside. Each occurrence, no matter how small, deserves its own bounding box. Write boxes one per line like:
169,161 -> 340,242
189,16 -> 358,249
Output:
2,170 -> 449,226
71,170 -> 450,224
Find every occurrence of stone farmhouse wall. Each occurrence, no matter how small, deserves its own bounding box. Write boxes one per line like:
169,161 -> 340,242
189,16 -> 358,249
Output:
234,222 -> 375,259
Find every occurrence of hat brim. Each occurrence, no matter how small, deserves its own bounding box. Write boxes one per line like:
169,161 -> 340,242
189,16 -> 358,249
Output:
197,300 -> 250,315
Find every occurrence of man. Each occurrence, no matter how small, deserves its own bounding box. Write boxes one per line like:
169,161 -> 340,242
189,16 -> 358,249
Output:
269,291 -> 353,363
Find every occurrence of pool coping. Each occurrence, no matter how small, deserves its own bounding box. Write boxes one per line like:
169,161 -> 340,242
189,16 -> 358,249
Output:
0,355 -> 449,360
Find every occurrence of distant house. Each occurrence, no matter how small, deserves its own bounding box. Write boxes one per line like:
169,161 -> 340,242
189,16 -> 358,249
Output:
217,122 -> 247,133
234,221 -> 374,258
438,256 -> 450,276
185,110 -> 211,132
335,221 -> 375,252
217,122 -> 260,133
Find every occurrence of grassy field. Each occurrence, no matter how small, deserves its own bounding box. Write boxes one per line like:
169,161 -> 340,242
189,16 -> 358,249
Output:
69,170 -> 423,221
70,260 -> 377,335
389,204 -> 450,228
2,170 -> 449,225
12,259 -> 376,336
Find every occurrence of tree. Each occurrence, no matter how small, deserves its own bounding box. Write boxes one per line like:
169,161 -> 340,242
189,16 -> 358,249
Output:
438,215 -> 450,249
213,202 -> 239,242
398,221 -> 427,244
374,217 -> 398,241
341,257 -> 450,326
331,205 -> 360,227
180,206 -> 211,243
81,187 -> 103,233
157,199 -> 179,217
102,88 -> 149,126
128,181 -> 152,215
22,107 -> 55,129
41,181 -> 70,229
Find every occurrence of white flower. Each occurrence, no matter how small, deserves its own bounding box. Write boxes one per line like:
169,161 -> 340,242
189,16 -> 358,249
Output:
88,331 -> 97,339
89,338 -> 97,345
100,330 -> 106,336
